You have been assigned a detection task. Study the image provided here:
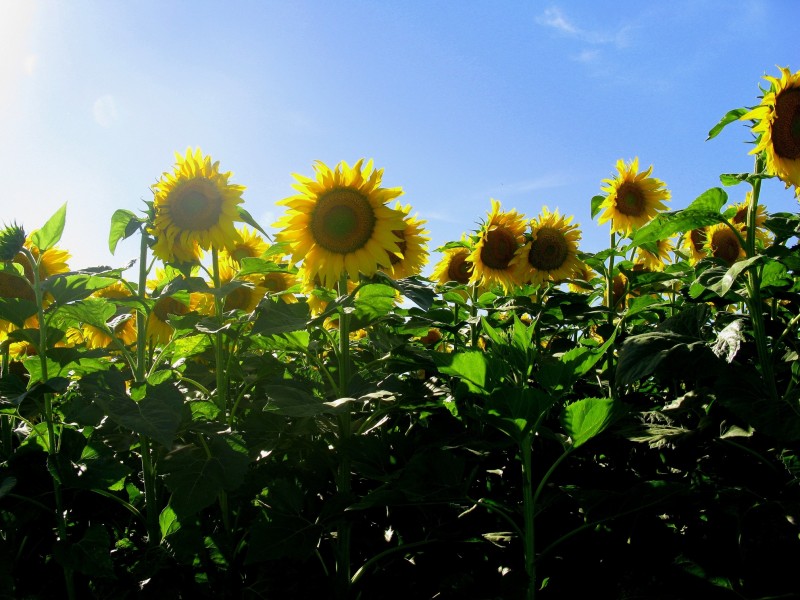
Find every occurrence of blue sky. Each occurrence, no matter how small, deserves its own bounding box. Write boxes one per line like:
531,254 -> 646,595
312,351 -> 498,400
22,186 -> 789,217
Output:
2,0 -> 798,274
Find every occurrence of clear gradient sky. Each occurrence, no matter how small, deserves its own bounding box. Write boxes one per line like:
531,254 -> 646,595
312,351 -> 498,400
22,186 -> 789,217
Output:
2,0 -> 798,274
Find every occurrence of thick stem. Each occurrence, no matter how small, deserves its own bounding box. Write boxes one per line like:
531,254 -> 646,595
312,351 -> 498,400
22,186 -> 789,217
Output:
212,247 -> 228,414
336,273 -> 352,599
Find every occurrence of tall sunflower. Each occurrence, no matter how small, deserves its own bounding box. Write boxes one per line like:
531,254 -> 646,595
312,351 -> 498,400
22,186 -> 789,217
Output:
150,148 -> 245,262
381,202 -> 430,279
431,243 -> 474,287
597,158 -> 670,235
221,225 -> 269,265
513,207 -> 584,286
468,199 -> 527,292
730,194 -> 772,246
274,159 -> 405,289
705,224 -> 745,266
741,66 -> 800,194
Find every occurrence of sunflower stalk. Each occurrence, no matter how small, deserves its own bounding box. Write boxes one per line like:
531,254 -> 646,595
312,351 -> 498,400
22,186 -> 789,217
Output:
211,247 -> 229,414
335,273 -> 353,598
604,232 -> 618,398
19,247 -> 75,600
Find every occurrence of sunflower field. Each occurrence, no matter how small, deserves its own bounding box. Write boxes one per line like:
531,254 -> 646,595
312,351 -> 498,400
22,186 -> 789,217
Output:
1,67 -> 800,600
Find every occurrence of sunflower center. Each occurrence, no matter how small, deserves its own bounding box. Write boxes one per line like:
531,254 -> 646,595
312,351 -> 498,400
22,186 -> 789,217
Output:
169,180 -> 224,231
615,182 -> 646,217
528,227 -> 569,271
310,189 -> 377,254
224,286 -> 254,312
447,252 -> 473,284
711,229 -> 741,265
0,271 -> 35,302
773,88 -> 800,159
262,273 -> 287,293
689,228 -> 707,253
480,227 -> 518,270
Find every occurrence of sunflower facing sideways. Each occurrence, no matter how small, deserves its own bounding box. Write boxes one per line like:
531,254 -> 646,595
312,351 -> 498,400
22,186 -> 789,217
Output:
513,207 -> 585,286
81,281 -> 138,349
468,199 -> 527,292
682,228 -> 709,265
741,66 -> 800,195
635,237 -> 675,272
150,148 -> 245,263
274,159 -> 406,290
597,158 -> 671,235
380,202 -> 430,280
431,243 -> 474,286
705,223 -> 745,266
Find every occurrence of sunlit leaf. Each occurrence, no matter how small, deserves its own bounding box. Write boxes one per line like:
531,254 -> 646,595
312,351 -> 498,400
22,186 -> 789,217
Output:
30,203 -> 67,252
562,397 -> 618,448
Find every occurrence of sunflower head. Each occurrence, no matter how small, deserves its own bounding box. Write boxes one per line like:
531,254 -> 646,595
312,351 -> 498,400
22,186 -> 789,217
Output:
431,243 -> 475,287
635,237 -> 675,272
380,202 -> 430,280
598,158 -> 670,235
221,226 -> 269,265
729,194 -> 772,247
468,199 -> 527,292
513,207 -> 584,286
741,66 -> 800,194
274,159 -> 405,289
705,223 -> 745,266
150,148 -> 245,262
0,223 -> 26,262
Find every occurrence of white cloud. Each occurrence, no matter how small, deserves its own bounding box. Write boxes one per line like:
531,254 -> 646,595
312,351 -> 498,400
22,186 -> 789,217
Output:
93,94 -> 118,127
536,7 -> 630,49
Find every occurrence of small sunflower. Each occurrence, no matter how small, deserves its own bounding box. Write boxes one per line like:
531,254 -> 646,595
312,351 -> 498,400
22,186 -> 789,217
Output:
468,199 -> 527,292
729,194 -> 771,246
81,282 -> 138,349
150,148 -> 245,262
598,158 -> 670,235
257,270 -> 299,304
221,226 -> 269,265
220,259 -> 266,313
567,264 -> 598,294
682,228 -> 709,265
705,223 -> 745,266
274,159 -> 405,289
513,207 -> 584,286
381,202 -> 430,279
145,271 -> 202,344
741,66 -> 800,194
635,238 -> 675,272
431,245 -> 474,287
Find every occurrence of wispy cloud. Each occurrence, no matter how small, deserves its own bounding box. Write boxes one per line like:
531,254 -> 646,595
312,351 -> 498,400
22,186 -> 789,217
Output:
536,7 -> 630,49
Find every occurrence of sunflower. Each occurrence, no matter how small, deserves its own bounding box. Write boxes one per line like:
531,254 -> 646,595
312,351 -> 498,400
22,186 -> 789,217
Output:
729,194 -> 771,246
741,66 -> 800,194
597,158 -> 670,235
257,270 -> 299,304
381,202 -> 430,279
274,159 -> 405,289
220,226 -> 269,265
567,264 -> 598,294
151,235 -> 204,265
150,148 -> 245,262
145,271 -> 203,345
705,223 -> 745,266
682,228 -> 708,265
468,199 -> 527,292
513,207 -> 584,286
81,282 -> 138,349
431,245 -> 474,286
635,237 -> 675,272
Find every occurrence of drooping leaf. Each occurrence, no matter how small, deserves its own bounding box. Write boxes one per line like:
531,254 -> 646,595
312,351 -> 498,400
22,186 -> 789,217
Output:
706,107 -> 747,140
108,209 -> 141,254
0,298 -> 38,328
562,397 -> 618,448
251,299 -> 310,336
237,205 -> 270,238
30,203 -> 67,252
616,331 -> 717,386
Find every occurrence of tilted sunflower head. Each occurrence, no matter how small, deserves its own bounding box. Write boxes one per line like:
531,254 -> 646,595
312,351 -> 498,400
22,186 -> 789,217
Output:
380,202 -> 430,280
431,244 -> 475,287
682,227 -> 709,265
705,223 -> 745,266
635,238 -> 675,272
468,199 -> 527,292
729,194 -> 772,247
597,158 -> 670,235
741,66 -> 800,195
274,159 -> 406,290
150,148 -> 245,262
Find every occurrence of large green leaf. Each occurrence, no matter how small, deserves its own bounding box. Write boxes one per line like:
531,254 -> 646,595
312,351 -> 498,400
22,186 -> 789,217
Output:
485,387 -> 555,439
562,397 -> 618,448
0,298 -> 38,328
263,384 -> 352,417
80,369 -> 184,448
43,274 -> 118,306
616,331 -> 716,386
432,350 -> 504,394
251,298 -> 310,335
162,433 -> 250,517
30,203 -> 67,252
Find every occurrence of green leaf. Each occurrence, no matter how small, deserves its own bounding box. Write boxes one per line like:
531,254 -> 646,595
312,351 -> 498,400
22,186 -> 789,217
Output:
162,433 -> 249,518
562,397 -> 618,448
237,205 -> 270,238
385,275 -> 435,311
352,283 -> 396,326
236,257 -> 289,276
263,384 -> 352,417
685,187 -> 728,213
590,195 -> 605,219
485,387 -> 555,439
432,350 -> 503,394
159,504 -> 181,539
0,298 -> 38,328
251,299 -> 310,336
43,274 -> 118,306
30,203 -> 67,252
706,107 -> 747,140
80,369 -> 184,448
108,209 -> 141,254
68,524 -> 114,577
707,255 -> 762,297
616,331 -> 716,386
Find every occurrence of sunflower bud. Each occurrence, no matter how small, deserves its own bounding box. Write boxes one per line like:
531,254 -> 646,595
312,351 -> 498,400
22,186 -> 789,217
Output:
0,223 -> 26,262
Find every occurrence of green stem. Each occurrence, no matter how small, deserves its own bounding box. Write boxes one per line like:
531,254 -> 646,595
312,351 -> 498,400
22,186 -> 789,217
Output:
521,431 -> 536,600
139,435 -> 160,543
605,232 -> 618,398
336,273 -> 352,599
212,247 -> 228,414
